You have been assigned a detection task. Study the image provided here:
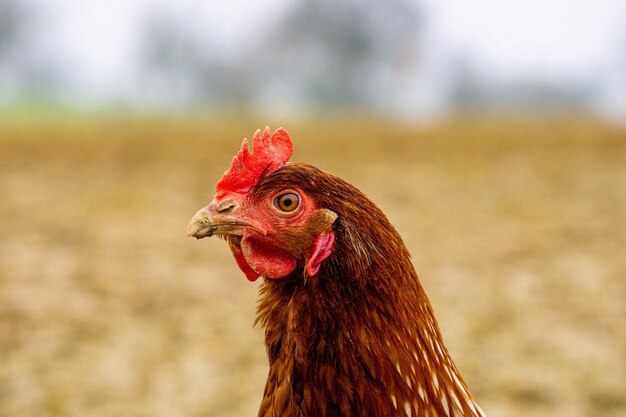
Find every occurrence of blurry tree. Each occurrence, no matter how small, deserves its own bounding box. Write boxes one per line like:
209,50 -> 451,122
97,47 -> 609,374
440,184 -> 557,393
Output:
0,0 -> 29,96
447,54 -> 485,112
0,0 -> 26,59
141,11 -> 249,108
139,0 -> 422,111
254,0 -> 423,109
0,0 -> 65,102
448,53 -> 595,114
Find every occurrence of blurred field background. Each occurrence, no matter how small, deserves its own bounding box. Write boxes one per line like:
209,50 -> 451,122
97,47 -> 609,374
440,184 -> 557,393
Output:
2,0 -> 626,416
1,116 -> 625,417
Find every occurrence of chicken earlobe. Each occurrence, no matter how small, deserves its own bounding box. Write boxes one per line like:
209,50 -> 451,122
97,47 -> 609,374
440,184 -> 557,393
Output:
302,208 -> 338,277
306,231 -> 335,277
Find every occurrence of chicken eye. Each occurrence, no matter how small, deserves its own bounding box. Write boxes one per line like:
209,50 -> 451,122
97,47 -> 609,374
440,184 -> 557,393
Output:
274,192 -> 300,213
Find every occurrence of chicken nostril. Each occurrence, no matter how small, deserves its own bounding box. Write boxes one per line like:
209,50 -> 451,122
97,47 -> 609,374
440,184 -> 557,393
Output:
216,199 -> 236,213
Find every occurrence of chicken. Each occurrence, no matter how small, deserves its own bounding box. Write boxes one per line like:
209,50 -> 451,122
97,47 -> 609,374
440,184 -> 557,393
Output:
187,127 -> 486,417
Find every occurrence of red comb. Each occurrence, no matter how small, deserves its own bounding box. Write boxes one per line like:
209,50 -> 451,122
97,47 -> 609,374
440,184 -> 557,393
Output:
215,127 -> 293,197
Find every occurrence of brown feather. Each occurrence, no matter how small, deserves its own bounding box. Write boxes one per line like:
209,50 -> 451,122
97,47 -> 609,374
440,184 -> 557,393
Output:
250,163 -> 485,417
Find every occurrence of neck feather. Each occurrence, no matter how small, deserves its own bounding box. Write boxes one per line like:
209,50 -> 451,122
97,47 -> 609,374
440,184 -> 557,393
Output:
252,165 -> 484,416
255,249 -> 484,417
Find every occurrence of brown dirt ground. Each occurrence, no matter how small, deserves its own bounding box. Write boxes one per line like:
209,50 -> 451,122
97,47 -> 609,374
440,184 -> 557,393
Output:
0,115 -> 624,417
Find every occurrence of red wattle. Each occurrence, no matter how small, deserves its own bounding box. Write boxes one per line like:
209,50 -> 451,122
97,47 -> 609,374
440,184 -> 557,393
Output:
228,239 -> 260,282
241,237 -> 297,279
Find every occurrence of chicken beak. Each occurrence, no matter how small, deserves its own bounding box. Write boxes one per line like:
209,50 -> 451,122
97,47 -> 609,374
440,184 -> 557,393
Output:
187,200 -> 265,239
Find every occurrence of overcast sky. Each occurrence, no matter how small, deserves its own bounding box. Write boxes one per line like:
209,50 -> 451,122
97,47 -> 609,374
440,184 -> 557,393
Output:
14,0 -> 626,114
426,0 -> 625,80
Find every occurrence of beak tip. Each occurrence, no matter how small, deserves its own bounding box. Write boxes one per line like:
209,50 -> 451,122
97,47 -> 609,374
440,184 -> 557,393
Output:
187,206 -> 213,239
187,221 -> 213,240
186,223 -> 202,239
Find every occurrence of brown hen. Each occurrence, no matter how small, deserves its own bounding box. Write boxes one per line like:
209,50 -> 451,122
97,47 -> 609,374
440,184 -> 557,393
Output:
188,128 -> 486,417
